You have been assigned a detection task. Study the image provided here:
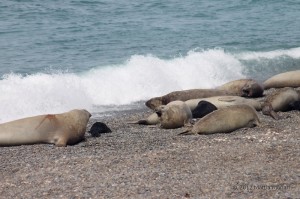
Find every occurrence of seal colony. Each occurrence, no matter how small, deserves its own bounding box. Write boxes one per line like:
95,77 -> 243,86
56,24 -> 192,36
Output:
129,69 -> 300,135
1,69 -> 300,147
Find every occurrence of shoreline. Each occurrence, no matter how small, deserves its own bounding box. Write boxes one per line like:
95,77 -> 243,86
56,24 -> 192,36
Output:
1,90 -> 300,198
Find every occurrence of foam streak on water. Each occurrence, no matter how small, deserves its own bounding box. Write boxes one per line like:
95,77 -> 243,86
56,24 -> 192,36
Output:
1,47 -> 300,123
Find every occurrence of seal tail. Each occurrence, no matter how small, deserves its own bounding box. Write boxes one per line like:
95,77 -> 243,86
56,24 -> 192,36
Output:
178,127 -> 194,135
127,120 -> 148,125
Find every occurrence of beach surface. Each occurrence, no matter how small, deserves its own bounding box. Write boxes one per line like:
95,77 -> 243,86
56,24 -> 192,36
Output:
0,91 -> 300,198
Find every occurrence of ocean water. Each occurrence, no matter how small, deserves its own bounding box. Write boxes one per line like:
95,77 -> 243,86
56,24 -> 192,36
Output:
0,0 -> 300,122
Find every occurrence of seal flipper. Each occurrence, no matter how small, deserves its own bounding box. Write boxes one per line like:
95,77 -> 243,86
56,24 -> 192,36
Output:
127,120 -> 148,125
54,137 -> 67,147
178,126 -> 194,135
270,111 -> 280,120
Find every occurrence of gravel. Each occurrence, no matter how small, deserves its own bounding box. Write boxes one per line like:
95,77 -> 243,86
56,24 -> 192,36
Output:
1,93 -> 300,198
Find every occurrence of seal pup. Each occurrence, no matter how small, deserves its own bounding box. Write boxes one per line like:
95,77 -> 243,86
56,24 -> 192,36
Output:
0,109 -> 91,147
155,101 -> 192,129
217,79 -> 263,97
191,100 -> 217,118
180,104 -> 260,135
263,70 -> 300,89
145,89 -> 230,110
185,96 -> 262,111
127,112 -> 160,125
89,122 -> 112,137
262,87 -> 300,120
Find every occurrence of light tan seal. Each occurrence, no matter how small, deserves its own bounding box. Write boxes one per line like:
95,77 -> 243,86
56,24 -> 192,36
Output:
0,109 -> 91,147
217,79 -> 263,97
145,89 -> 231,110
263,70 -> 300,89
262,87 -> 300,120
185,96 -> 262,111
180,104 -> 260,135
127,112 -> 160,125
155,101 -> 192,129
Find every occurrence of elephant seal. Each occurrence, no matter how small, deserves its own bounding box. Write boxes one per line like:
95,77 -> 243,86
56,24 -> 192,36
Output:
127,112 -> 160,125
217,79 -> 263,97
89,122 -> 112,137
185,96 -> 262,111
0,109 -> 91,147
145,89 -> 230,110
262,87 -> 300,119
156,101 -> 192,129
191,100 -> 217,118
180,104 -> 260,135
263,70 -> 300,89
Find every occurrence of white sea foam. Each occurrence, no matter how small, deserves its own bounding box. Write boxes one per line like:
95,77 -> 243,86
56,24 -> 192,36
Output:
236,47 -> 300,60
1,47 -> 299,123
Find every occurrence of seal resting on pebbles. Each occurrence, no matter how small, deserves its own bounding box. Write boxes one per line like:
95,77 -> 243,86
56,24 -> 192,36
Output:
127,112 -> 160,125
0,109 -> 91,147
185,96 -> 262,111
145,89 -> 230,110
263,70 -> 300,89
262,87 -> 300,120
217,79 -> 263,97
155,101 -> 192,129
180,104 -> 260,135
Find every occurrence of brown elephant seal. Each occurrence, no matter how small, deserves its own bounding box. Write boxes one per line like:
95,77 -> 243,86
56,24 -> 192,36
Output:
0,109 -> 91,147
191,100 -> 217,118
185,96 -> 262,111
263,70 -> 300,89
262,87 -> 300,120
155,101 -> 192,129
145,89 -> 231,110
127,112 -> 160,125
180,104 -> 260,135
217,79 -> 263,97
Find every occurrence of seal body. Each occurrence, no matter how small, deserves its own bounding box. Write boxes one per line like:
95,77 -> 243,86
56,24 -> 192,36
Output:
0,109 -> 91,147
217,79 -> 263,97
185,96 -> 262,111
156,101 -> 192,129
182,104 -> 260,135
262,87 -> 300,119
127,112 -> 160,125
145,89 -> 230,110
263,70 -> 300,89
191,100 -> 217,118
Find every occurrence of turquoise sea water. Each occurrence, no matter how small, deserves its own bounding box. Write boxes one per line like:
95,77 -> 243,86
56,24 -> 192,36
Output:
0,0 -> 300,122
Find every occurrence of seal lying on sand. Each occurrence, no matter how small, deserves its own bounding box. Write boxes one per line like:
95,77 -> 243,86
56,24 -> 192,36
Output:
156,101 -> 192,129
192,101 -> 217,118
263,70 -> 300,89
180,104 -> 260,135
145,89 -> 230,110
127,112 -> 160,125
0,109 -> 91,147
185,96 -> 262,111
217,79 -> 263,97
262,87 -> 300,120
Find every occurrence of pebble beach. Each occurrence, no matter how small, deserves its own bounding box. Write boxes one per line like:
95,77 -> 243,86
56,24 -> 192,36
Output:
1,89 -> 300,198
